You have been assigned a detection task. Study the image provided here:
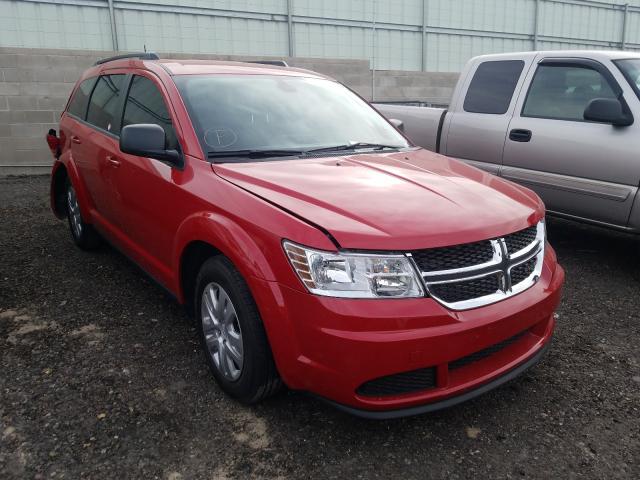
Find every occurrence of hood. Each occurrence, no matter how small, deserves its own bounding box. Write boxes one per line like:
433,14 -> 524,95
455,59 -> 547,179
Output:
212,149 -> 544,251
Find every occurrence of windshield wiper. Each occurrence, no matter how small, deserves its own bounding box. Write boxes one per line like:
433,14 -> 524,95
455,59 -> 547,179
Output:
305,142 -> 402,154
207,143 -> 402,162
207,149 -> 305,161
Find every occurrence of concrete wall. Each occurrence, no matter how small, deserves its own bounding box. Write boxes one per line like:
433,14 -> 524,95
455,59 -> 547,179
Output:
0,47 -> 457,175
373,70 -> 458,105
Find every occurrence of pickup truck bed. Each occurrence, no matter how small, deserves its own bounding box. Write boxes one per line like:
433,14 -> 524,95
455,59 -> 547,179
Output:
374,104 -> 446,153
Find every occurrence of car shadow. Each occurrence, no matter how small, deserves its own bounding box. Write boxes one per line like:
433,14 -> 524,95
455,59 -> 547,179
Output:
546,216 -> 640,281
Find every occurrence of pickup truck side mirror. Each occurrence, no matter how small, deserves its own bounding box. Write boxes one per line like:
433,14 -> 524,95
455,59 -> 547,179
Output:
389,118 -> 405,132
583,98 -> 633,127
120,124 -> 183,167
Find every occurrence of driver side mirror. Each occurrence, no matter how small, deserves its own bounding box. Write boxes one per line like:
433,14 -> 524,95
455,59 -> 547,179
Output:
389,118 -> 405,132
120,124 -> 182,167
583,98 -> 633,127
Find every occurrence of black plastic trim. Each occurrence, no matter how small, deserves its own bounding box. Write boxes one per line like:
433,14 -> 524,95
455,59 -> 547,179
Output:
435,108 -> 448,153
315,340 -> 551,420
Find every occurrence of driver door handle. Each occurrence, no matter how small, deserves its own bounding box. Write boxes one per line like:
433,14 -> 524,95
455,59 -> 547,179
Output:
509,129 -> 532,142
71,135 -> 82,144
106,155 -> 121,168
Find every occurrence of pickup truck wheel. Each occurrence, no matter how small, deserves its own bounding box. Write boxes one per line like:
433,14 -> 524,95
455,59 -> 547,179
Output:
195,256 -> 282,404
66,180 -> 101,250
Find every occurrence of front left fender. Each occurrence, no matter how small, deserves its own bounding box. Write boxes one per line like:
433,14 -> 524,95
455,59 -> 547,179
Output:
171,211 -> 288,302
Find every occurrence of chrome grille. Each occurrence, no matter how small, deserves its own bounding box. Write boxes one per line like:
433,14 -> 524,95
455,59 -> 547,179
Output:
505,226 -> 538,255
410,222 -> 545,310
430,274 -> 501,304
410,240 -> 494,271
510,256 -> 537,285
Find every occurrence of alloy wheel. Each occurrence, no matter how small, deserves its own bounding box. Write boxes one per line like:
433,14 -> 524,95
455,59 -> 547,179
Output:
201,282 -> 244,381
67,185 -> 82,238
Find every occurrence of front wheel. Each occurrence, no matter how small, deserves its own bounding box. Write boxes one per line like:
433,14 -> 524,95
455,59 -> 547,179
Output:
66,180 -> 101,250
195,256 -> 282,404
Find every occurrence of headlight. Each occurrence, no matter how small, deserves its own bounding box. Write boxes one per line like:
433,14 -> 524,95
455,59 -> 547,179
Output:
283,241 -> 425,298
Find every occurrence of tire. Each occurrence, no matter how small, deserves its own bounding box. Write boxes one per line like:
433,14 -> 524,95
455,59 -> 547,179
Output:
65,179 -> 101,250
195,255 -> 282,404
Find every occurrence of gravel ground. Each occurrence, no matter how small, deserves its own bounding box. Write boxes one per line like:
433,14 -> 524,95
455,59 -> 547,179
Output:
1,175 -> 639,479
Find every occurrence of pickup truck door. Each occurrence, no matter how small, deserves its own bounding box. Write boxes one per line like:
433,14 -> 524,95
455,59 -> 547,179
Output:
502,57 -> 640,228
440,54 -> 536,175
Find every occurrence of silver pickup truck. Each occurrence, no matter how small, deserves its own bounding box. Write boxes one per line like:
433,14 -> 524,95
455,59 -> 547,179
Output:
376,50 -> 640,234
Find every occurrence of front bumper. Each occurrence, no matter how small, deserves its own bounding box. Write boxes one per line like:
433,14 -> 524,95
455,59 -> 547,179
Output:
250,245 -> 564,416
320,339 -> 552,419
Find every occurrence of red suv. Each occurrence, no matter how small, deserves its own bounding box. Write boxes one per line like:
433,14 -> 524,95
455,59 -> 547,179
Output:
50,53 -> 564,418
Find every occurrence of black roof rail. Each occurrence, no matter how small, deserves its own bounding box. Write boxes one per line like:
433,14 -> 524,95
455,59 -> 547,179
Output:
94,52 -> 160,66
248,60 -> 289,67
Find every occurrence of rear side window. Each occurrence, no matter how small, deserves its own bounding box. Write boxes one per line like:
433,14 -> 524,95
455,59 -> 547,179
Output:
522,65 -> 617,121
86,74 -> 126,134
463,60 -> 525,114
67,77 -> 96,119
122,75 -> 178,149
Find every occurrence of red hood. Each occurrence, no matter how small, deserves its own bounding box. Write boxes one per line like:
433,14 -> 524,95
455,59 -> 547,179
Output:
212,149 -> 544,250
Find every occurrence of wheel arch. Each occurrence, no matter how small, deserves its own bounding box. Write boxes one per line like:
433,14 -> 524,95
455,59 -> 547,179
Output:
51,158 -> 94,223
179,240 -> 222,315
51,161 -> 68,219
174,212 -> 279,308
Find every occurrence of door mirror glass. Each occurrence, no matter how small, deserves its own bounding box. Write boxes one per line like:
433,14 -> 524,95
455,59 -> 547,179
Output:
583,98 -> 633,126
120,124 -> 182,165
389,118 -> 405,132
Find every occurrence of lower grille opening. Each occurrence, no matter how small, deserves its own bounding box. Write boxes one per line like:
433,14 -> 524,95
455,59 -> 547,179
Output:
356,366 -> 437,397
449,330 -> 529,371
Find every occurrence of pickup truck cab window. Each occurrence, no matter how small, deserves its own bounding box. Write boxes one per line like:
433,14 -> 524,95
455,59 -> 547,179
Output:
86,74 -> 126,134
463,60 -> 525,114
522,65 -> 617,122
122,75 -> 178,150
67,77 -> 97,120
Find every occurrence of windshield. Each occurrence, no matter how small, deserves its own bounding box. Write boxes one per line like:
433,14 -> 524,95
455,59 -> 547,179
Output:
614,59 -> 640,99
174,75 -> 409,157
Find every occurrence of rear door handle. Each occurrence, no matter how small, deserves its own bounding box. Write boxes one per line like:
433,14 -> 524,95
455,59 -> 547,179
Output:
509,129 -> 532,142
106,155 -> 121,168
71,135 -> 82,144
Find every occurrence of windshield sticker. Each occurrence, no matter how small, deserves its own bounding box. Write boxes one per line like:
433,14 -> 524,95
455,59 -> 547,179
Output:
204,127 -> 238,149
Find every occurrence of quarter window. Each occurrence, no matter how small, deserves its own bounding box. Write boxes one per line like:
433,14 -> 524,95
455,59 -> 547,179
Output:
522,65 -> 617,121
67,77 -> 96,119
86,74 -> 126,133
463,60 -> 524,114
122,76 -> 178,150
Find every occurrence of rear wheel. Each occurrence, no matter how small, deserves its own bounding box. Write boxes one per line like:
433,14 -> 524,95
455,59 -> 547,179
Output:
195,256 -> 281,404
66,180 -> 101,250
